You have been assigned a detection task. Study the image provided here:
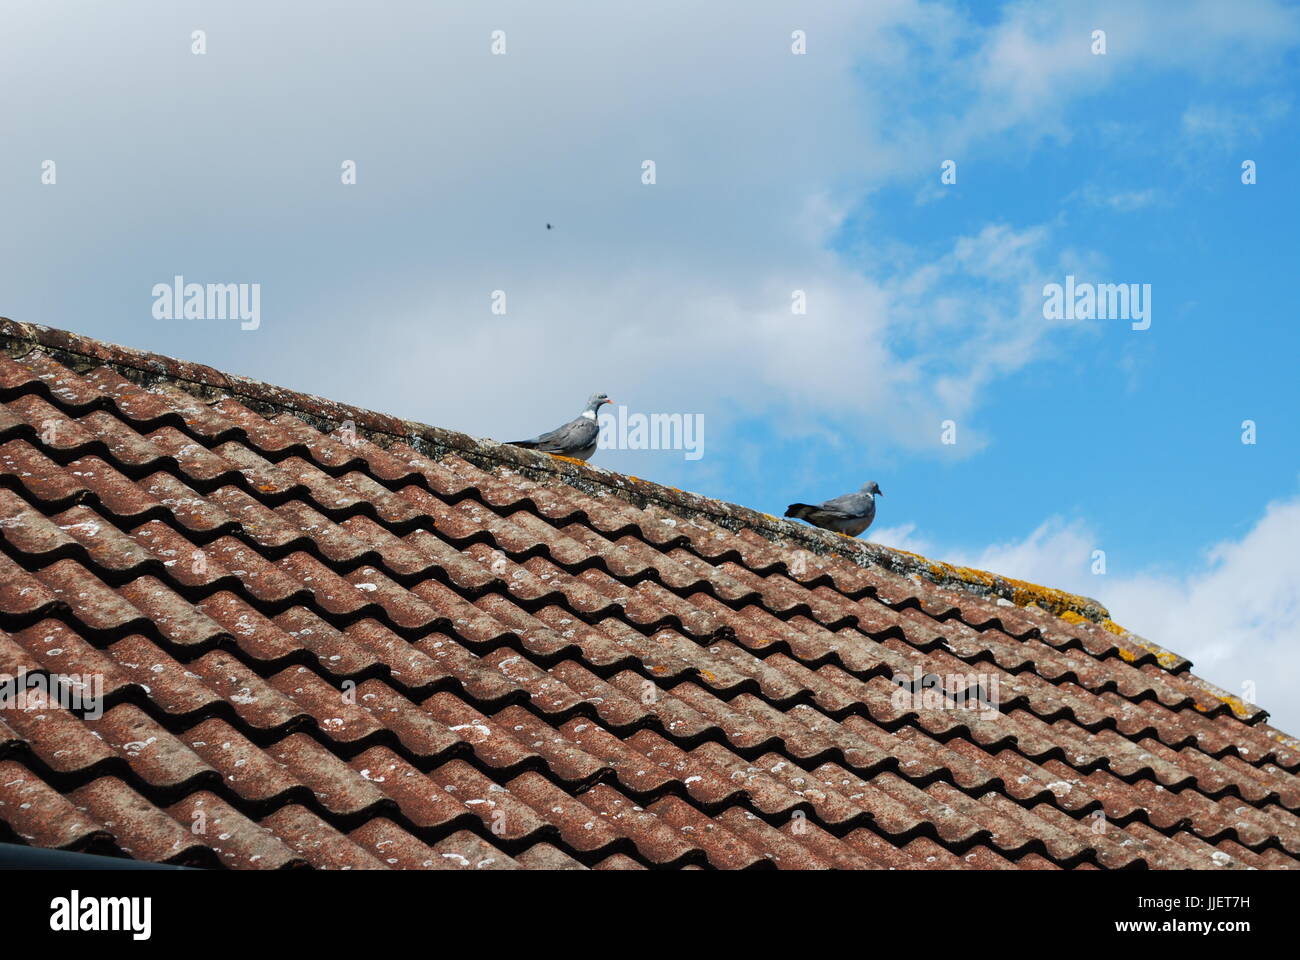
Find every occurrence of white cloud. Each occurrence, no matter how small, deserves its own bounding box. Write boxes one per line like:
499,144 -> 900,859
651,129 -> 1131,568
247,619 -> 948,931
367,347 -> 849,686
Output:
870,522 -> 933,556
1074,185 -> 1160,212
914,0 -> 1300,153
1181,98 -> 1292,148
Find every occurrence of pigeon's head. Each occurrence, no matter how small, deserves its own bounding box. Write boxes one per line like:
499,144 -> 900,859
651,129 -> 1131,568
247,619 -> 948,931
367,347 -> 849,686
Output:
586,392 -> 614,411
863,481 -> 883,497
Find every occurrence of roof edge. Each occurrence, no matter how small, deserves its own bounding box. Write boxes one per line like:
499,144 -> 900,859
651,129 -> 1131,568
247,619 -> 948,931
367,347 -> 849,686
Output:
0,317 -> 1210,691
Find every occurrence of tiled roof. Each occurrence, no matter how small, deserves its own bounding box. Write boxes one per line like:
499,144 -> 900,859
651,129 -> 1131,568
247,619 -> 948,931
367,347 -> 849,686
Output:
1,317 -> 1297,871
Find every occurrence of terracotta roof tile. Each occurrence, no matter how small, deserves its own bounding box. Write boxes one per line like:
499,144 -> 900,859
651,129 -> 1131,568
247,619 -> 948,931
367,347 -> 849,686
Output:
0,318 -> 1296,868
258,803 -> 388,870
69,777 -> 214,864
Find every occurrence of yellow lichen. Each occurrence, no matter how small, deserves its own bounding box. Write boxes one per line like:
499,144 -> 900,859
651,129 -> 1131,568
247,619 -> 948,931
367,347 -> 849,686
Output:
1128,639 -> 1184,669
1190,694 -> 1251,718
929,561 -> 997,589
1215,693 -> 1253,719
1001,577 -> 1097,617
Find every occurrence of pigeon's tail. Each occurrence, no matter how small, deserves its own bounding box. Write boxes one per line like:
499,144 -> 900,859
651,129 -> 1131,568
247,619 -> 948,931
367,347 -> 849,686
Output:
784,503 -> 815,520
508,440 -> 540,449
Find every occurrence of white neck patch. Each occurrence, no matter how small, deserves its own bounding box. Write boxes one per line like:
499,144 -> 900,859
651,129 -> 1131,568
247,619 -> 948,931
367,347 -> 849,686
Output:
582,409 -> 597,420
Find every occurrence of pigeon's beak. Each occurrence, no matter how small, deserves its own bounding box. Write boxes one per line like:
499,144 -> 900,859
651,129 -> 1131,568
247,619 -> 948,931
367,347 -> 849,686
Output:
605,398 -> 614,405
877,490 -> 884,496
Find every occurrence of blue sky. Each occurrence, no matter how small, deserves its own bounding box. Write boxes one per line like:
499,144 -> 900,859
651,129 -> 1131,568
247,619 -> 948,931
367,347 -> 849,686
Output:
2,0 -> 1298,727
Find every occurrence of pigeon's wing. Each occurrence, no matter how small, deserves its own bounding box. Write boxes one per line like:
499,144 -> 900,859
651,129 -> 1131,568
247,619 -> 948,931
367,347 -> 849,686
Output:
785,491 -> 861,521
814,491 -> 871,517
511,416 -> 597,454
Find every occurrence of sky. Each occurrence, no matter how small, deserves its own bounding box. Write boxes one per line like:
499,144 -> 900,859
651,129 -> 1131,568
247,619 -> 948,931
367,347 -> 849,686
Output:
2,1 -> 1298,729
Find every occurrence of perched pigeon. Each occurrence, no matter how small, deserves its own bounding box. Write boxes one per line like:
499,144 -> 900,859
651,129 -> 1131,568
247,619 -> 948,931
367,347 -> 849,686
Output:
508,393 -> 613,461
784,482 -> 883,537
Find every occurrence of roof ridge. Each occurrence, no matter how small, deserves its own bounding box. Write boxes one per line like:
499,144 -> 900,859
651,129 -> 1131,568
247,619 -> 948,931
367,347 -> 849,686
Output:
0,316 -> 1212,699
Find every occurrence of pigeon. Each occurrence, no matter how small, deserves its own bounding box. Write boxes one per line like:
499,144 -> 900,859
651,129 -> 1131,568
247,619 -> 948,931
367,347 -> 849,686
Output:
784,482 -> 883,537
508,393 -> 612,461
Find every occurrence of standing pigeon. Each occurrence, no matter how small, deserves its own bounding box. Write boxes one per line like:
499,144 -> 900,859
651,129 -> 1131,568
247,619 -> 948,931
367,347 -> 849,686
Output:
508,393 -> 612,461
784,482 -> 883,536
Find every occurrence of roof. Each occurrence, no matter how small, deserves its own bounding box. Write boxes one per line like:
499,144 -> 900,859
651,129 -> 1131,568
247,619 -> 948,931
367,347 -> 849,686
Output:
0,316 -> 1297,870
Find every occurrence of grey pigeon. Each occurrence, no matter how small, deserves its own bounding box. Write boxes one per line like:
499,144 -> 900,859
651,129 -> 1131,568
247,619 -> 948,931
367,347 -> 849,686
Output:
508,393 -> 612,461
784,482 -> 883,537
